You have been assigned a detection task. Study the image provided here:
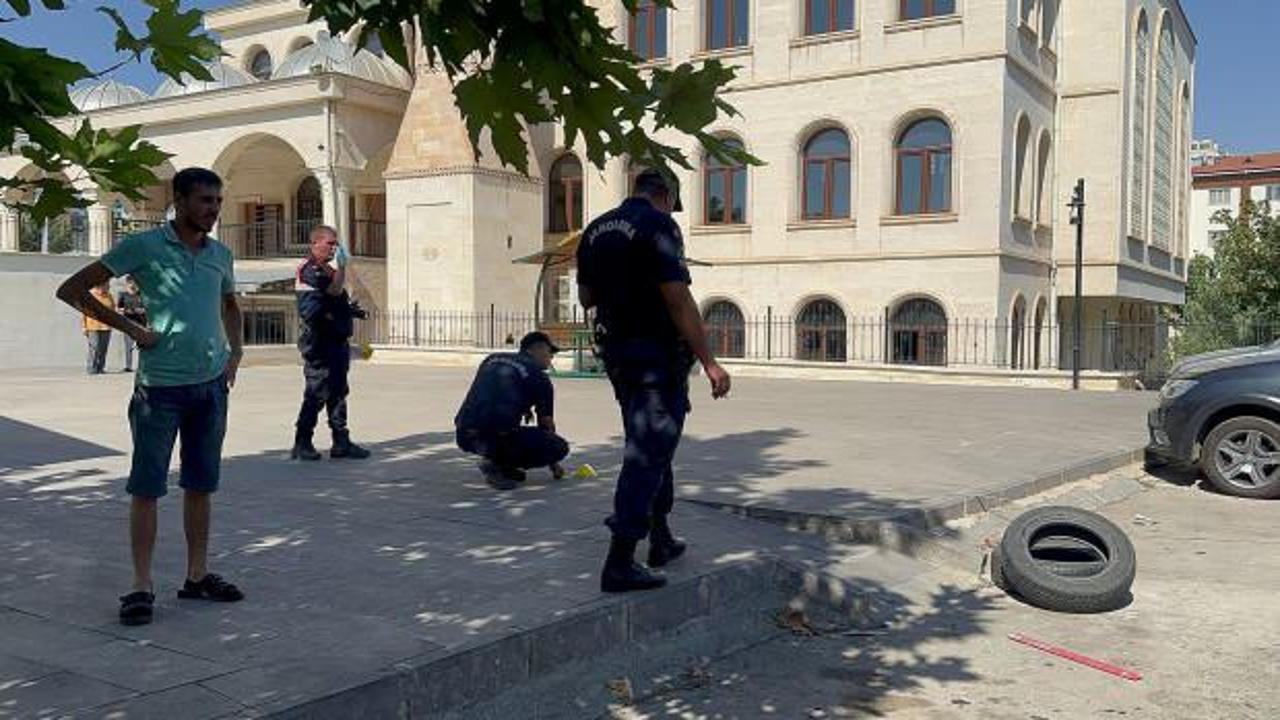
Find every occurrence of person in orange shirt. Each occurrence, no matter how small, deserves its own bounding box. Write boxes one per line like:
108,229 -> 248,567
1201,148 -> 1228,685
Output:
84,281 -> 115,374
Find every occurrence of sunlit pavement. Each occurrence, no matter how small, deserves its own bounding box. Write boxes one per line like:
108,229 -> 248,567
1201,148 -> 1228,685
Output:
0,364 -> 1156,717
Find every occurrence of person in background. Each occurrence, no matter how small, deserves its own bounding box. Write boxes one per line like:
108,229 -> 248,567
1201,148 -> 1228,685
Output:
117,276 -> 147,373
83,281 -> 115,374
290,225 -> 371,461
455,332 -> 570,490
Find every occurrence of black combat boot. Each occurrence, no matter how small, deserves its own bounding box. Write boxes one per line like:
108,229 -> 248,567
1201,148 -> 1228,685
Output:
330,431 -> 371,460
290,432 -> 321,461
601,535 -> 667,593
647,517 -> 687,568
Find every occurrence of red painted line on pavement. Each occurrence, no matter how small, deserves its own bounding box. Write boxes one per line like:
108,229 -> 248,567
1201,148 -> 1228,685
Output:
1008,632 -> 1143,681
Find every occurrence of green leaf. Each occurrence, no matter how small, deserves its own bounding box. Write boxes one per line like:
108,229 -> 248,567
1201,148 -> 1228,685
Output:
142,0 -> 221,81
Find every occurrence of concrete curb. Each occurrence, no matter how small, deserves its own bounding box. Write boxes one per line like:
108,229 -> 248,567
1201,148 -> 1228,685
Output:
246,557 -> 872,719
682,447 -> 1148,556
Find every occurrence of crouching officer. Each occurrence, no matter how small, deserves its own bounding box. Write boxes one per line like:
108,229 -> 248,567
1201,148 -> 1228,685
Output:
455,332 -> 570,490
290,225 -> 371,461
576,169 -> 731,593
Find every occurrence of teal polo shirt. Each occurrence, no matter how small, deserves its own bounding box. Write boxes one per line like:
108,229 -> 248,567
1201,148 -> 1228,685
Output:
101,223 -> 236,387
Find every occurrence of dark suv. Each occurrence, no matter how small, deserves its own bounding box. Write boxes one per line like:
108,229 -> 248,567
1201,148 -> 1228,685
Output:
1147,342 -> 1280,499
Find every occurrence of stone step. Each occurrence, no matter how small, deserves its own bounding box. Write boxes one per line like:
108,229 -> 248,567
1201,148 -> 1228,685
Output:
244,557 -> 872,719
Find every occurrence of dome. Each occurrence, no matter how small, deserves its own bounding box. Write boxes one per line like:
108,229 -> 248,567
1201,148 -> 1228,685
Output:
153,61 -> 257,98
69,80 -> 148,111
272,31 -> 411,90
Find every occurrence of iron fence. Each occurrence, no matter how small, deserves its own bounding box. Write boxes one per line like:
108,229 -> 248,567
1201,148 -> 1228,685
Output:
236,304 -> 1280,383
112,218 -> 166,247
18,212 -> 89,254
219,220 -> 317,260
351,220 -> 387,258
218,219 -> 387,260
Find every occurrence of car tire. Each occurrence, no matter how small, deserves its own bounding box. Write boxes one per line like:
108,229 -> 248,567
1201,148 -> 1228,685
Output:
990,535 -> 1108,592
998,506 -> 1135,614
1200,416 -> 1280,500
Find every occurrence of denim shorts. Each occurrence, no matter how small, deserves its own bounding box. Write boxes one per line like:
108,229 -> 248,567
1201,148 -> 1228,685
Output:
126,376 -> 229,498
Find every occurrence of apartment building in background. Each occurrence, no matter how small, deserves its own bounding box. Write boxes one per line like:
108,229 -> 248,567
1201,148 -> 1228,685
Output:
1190,151 -> 1280,258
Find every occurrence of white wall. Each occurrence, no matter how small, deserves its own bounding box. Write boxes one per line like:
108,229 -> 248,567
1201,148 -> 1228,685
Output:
0,253 -> 128,371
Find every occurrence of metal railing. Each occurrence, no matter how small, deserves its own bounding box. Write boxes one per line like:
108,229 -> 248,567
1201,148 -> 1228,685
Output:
112,218 -> 166,247
219,219 -> 387,259
18,213 -> 89,254
351,219 -> 387,258
236,305 -> 1280,384
219,220 -> 317,260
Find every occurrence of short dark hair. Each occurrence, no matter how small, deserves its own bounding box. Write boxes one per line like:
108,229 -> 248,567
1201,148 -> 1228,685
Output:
632,168 -> 672,197
632,168 -> 682,211
172,168 -> 222,198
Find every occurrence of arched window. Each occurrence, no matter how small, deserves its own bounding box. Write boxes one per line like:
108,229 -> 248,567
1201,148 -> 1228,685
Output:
796,299 -> 846,362
890,298 -> 947,366
1010,296 -> 1028,369
1041,0 -> 1059,45
294,175 -> 323,245
704,301 -> 746,358
248,49 -> 272,81
1033,297 -> 1047,369
1177,84 -> 1191,258
1013,117 -> 1032,220
806,0 -> 854,35
630,1 -> 668,60
1151,19 -> 1176,249
1036,133 -> 1053,225
706,0 -> 749,50
896,118 -> 952,215
802,128 -> 852,220
705,138 -> 747,225
548,154 -> 583,233
901,0 -> 955,21
1129,13 -> 1150,239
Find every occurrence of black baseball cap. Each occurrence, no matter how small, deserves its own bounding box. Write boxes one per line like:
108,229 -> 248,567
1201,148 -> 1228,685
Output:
519,331 -> 561,354
633,168 -> 683,212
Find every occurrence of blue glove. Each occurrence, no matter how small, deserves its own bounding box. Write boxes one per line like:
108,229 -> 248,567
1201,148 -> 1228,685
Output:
335,243 -> 349,268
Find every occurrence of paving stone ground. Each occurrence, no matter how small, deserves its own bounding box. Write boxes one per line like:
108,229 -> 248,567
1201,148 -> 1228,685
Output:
0,364 -> 1154,718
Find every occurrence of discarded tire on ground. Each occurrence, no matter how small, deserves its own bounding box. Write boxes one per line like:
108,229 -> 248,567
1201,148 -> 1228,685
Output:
990,536 -> 1107,591
996,506 -> 1136,613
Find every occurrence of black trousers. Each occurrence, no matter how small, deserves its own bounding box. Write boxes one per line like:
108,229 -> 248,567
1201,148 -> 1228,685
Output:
456,427 -> 569,470
603,364 -> 690,542
296,348 -> 350,440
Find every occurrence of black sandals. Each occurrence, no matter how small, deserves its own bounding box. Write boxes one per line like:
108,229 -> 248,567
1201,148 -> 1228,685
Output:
177,573 -> 244,602
119,591 -> 155,626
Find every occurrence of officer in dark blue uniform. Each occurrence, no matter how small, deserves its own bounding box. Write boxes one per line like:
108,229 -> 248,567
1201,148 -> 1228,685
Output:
577,169 -> 732,593
290,225 -> 371,461
455,331 -> 570,490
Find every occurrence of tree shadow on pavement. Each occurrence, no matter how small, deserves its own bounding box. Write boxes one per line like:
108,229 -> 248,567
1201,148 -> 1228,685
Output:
2,423 -> 989,718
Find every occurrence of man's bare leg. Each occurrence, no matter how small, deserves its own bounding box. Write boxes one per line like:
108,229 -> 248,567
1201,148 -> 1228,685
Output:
130,496 -> 158,592
184,490 -> 211,582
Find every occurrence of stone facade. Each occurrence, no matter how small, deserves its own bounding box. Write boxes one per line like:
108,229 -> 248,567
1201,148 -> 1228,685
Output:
0,0 -> 1197,370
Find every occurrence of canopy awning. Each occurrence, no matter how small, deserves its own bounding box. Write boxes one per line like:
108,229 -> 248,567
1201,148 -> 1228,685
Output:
513,230 -> 712,267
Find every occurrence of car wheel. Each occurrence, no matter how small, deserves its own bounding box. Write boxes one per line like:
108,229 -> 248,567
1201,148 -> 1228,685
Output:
998,507 -> 1136,614
1200,416 -> 1280,500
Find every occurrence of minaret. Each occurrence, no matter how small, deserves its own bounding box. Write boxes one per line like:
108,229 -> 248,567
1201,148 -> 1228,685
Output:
383,60 -> 544,327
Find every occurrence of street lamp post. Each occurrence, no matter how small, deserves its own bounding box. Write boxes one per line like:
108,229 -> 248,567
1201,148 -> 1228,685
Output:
1068,179 -> 1086,390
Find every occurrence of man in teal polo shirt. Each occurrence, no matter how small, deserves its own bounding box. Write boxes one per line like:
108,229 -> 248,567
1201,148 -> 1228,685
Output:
56,168 -> 246,626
